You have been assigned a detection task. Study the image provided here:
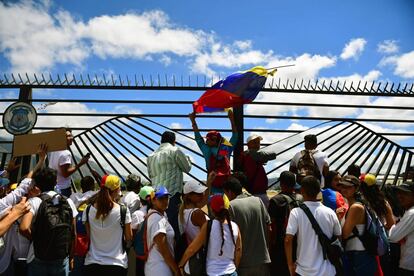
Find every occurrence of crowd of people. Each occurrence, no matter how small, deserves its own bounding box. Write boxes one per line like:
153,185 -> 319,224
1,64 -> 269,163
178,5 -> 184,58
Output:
0,112 -> 414,276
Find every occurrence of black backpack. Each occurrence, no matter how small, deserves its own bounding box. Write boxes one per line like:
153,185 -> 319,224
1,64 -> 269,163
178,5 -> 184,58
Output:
33,193 -> 73,261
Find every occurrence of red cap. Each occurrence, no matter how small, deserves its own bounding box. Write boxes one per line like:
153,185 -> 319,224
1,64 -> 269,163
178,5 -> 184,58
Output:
206,131 -> 222,141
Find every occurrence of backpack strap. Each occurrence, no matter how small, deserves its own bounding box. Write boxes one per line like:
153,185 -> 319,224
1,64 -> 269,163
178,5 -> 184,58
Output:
204,220 -> 213,250
299,203 -> 329,260
119,203 -> 128,252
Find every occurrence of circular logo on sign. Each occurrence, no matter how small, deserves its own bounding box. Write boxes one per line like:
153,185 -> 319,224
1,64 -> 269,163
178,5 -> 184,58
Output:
2,102 -> 37,135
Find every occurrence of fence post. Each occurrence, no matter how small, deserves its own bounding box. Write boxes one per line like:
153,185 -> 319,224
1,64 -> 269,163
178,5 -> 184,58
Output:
233,106 -> 244,172
9,86 -> 33,183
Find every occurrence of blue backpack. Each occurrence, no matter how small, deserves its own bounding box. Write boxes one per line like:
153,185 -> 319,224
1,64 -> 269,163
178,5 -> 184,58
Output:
352,206 -> 389,256
134,210 -> 162,261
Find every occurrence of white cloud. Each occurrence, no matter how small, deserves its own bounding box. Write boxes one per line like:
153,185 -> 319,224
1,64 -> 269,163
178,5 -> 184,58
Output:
380,51 -> 414,79
377,40 -> 399,54
340,38 -> 367,60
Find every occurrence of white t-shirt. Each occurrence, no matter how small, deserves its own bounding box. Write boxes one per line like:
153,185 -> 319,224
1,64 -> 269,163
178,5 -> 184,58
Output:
286,201 -> 341,276
206,220 -> 239,276
131,205 -> 149,230
26,191 -> 78,263
389,206 -> 414,271
145,210 -> 175,276
70,190 -> 98,209
82,204 -> 131,268
48,150 -> 72,190
291,149 -> 329,187
122,191 -> 141,214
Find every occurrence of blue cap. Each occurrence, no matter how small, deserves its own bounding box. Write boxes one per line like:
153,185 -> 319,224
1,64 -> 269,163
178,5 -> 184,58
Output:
154,186 -> 171,198
0,177 -> 10,188
0,170 -> 6,177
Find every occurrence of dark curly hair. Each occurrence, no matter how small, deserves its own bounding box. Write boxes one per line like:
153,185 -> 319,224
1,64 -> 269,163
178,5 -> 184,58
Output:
32,167 -> 57,192
359,181 -> 388,220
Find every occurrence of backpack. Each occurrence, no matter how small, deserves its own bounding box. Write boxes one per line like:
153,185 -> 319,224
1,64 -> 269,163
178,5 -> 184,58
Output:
351,206 -> 390,256
134,210 -> 163,261
32,193 -> 73,261
281,194 -> 301,230
296,150 -> 321,181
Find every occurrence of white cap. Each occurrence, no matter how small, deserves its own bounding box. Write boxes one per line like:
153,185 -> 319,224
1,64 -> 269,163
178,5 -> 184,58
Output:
183,180 -> 208,194
246,134 -> 263,144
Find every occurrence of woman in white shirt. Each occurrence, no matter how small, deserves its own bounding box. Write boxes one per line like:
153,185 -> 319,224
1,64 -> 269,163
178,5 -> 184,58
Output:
338,175 -> 377,276
178,180 -> 209,274
145,186 -> 180,276
83,175 -> 132,276
179,194 -> 242,276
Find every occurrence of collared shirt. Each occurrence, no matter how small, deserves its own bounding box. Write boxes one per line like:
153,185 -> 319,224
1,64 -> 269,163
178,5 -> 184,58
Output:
389,206 -> 414,271
147,143 -> 191,195
194,131 -> 238,171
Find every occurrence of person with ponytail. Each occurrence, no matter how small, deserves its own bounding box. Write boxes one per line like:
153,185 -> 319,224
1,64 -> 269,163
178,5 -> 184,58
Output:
83,175 -> 132,275
179,194 -> 242,276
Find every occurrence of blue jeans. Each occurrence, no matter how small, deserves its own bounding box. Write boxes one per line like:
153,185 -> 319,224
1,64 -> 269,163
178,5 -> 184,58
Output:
28,257 -> 69,276
69,256 -> 84,276
345,251 -> 376,276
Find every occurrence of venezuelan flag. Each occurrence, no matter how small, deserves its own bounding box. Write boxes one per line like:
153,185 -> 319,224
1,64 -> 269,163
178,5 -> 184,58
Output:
193,66 -> 276,113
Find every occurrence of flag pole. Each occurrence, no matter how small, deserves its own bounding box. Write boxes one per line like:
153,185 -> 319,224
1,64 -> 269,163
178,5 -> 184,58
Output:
266,64 -> 295,70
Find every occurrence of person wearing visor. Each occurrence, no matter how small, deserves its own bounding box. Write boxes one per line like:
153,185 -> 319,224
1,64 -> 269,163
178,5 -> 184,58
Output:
145,186 -> 179,276
389,182 -> 414,275
339,175 -> 377,275
189,110 -> 238,194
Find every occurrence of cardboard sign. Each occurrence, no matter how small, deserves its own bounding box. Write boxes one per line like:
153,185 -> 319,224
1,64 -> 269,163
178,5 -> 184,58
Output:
13,128 -> 68,157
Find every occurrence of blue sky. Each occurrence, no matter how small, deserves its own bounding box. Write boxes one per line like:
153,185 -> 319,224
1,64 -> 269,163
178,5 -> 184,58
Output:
1,0 -> 414,179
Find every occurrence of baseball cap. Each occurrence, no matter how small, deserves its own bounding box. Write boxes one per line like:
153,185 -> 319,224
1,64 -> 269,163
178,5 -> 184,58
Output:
154,186 -> 171,198
10,183 -> 17,190
206,131 -> 222,141
100,175 -> 121,191
183,180 -> 208,194
246,134 -> 263,144
139,186 -> 155,200
339,175 -> 360,187
0,177 -> 10,188
394,182 -> 414,193
359,173 -> 377,186
0,170 -> 6,177
209,194 -> 230,213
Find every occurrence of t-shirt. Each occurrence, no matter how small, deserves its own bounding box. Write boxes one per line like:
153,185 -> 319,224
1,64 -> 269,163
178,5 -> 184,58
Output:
0,178 -> 33,214
286,201 -> 341,276
82,204 -> 132,268
121,191 -> 141,214
26,191 -> 78,263
145,210 -> 175,276
206,220 -> 239,276
48,150 -> 72,190
229,194 -> 271,268
70,190 -> 98,208
131,205 -> 149,230
290,149 -> 329,187
389,206 -> 414,271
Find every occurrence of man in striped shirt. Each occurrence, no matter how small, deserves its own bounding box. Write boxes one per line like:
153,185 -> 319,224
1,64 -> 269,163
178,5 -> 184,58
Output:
147,131 -> 192,238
